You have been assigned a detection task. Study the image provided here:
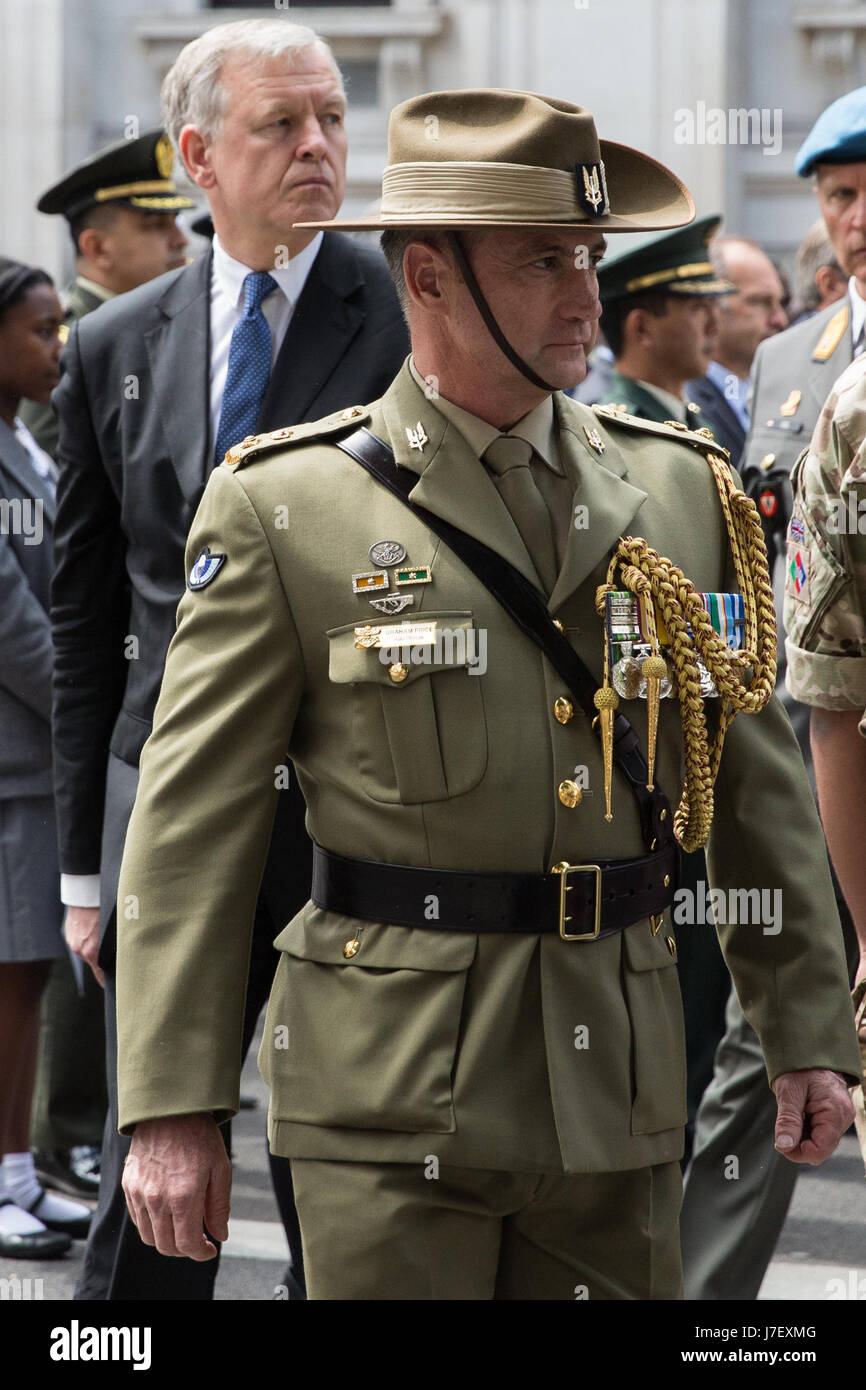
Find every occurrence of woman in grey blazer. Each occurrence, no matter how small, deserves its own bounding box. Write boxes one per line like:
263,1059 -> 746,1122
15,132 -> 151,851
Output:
0,258 -> 92,1257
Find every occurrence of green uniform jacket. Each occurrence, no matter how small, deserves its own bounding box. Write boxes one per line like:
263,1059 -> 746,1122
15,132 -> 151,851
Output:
742,298 -> 853,483
116,360 -> 860,1175
18,279 -> 107,459
600,369 -> 715,436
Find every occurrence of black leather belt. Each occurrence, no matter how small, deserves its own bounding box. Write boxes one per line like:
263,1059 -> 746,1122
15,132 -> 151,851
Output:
312,843 -> 678,941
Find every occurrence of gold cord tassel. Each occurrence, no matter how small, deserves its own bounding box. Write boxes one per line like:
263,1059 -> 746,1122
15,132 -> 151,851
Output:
641,653 -> 668,790
593,686 -> 619,822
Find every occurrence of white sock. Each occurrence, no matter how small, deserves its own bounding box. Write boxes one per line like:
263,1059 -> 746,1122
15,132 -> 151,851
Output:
2,1152 -> 89,1221
0,1184 -> 47,1236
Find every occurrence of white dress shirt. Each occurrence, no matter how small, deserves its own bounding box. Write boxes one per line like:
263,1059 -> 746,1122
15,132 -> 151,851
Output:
61,231 -> 324,911
208,231 -> 323,448
849,276 -> 866,355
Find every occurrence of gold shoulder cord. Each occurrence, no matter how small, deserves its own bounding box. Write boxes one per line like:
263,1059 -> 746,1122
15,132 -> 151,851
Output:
594,451 -> 777,852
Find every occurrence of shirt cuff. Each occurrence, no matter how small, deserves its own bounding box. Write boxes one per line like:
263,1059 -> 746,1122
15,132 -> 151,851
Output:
785,638 -> 866,713
60,873 -> 100,909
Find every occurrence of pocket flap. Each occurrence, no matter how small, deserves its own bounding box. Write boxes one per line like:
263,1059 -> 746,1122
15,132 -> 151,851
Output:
327,611 -> 478,686
274,905 -> 478,972
622,920 -> 678,972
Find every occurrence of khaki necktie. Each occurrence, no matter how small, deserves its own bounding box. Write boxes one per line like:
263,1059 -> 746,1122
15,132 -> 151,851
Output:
484,434 -> 559,594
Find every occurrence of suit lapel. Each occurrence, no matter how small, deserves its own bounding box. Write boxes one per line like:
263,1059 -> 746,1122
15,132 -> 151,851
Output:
144,255 -> 211,504
546,396 -> 647,614
378,365 -> 546,589
258,233 -> 365,429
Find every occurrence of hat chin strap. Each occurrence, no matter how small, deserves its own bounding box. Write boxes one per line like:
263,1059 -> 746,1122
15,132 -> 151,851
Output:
446,232 -> 555,393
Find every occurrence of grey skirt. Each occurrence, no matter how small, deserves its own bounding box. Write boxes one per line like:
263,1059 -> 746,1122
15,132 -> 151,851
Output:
0,795 -> 64,962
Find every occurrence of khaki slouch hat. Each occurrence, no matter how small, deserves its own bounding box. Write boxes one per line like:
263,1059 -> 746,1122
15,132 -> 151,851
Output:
296,88 -> 695,233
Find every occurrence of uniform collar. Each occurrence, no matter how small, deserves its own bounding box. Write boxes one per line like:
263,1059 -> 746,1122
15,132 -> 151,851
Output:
75,274 -> 115,302
212,231 -> 323,310
407,356 -> 562,472
849,277 -> 866,351
635,379 -> 687,422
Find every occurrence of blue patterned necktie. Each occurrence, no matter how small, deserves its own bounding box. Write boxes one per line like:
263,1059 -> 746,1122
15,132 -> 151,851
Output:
214,270 -> 278,464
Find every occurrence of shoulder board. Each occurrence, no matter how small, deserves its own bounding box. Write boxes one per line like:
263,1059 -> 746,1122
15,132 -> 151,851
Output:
811,303 -> 848,362
221,404 -> 371,471
592,404 -> 729,459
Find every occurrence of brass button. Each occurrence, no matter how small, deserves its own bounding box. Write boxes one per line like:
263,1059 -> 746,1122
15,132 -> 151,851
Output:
553,619 -> 565,633
554,697 -> 574,725
663,874 -> 671,887
666,935 -> 677,960
343,938 -> 361,959
659,808 -> 667,821
558,779 -> 583,809
760,452 -> 776,471
388,663 -> 409,683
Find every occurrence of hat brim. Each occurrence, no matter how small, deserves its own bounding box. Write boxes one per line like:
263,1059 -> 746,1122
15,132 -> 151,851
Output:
294,140 -> 695,234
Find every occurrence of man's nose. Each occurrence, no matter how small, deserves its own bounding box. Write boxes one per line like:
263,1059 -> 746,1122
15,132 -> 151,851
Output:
295,115 -> 330,161
171,219 -> 189,249
848,190 -> 866,232
769,303 -> 788,332
563,267 -> 602,321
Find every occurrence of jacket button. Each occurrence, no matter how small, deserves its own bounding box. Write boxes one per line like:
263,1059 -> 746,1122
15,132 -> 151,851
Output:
343,938 -> 361,958
760,452 -> 776,470
388,663 -> 409,683
554,697 -> 574,725
558,779 -> 582,808
553,619 -> 565,633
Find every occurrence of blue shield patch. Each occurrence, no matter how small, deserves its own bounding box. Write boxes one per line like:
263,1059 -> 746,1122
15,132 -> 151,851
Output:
188,546 -> 226,591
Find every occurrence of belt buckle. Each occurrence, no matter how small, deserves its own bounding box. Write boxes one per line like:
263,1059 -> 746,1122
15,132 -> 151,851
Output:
552,862 -> 602,941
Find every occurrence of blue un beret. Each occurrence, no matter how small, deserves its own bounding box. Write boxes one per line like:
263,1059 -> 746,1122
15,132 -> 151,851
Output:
795,87 -> 866,177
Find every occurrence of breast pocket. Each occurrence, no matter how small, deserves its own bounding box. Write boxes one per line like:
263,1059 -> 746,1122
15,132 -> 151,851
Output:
259,907 -> 477,1133
621,921 -> 686,1135
326,611 -> 488,803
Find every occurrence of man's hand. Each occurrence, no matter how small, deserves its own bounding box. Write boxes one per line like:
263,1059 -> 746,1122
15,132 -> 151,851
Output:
772,1068 -> 854,1163
63,905 -> 103,987
122,1113 -> 231,1260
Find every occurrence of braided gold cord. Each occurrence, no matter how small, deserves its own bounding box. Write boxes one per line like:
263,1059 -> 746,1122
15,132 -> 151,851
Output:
595,453 -> 777,852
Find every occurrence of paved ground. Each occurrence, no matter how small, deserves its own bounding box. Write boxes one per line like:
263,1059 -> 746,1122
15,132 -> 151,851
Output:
6,1020 -> 866,1302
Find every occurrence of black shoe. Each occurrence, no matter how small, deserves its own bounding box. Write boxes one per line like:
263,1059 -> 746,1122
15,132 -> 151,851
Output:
25,1187 -> 92,1239
0,1202 -> 72,1258
33,1145 -> 101,1198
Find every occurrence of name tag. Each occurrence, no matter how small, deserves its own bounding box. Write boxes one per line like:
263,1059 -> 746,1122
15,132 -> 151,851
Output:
354,621 -> 439,650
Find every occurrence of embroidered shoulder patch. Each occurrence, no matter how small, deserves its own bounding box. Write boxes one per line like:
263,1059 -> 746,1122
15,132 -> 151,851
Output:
188,546 -> 226,591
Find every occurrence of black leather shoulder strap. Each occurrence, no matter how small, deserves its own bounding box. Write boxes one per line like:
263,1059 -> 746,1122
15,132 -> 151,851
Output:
336,426 -> 674,851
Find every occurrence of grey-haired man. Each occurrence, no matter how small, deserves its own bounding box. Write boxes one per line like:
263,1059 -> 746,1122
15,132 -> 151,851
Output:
51,16 -> 408,1299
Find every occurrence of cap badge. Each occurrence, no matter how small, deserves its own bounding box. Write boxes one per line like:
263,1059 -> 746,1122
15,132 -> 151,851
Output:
155,135 -> 174,180
576,161 -> 609,218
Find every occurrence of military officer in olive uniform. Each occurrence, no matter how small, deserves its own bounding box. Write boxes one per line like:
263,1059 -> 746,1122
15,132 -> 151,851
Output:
596,215 -> 733,435
21,131 -> 192,1204
20,129 -> 192,460
115,91 -> 858,1301
682,87 -> 866,1303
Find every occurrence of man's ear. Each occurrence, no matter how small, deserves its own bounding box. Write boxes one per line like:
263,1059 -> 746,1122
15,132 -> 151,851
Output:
76,225 -> 112,272
404,239 -> 453,313
178,127 -> 216,191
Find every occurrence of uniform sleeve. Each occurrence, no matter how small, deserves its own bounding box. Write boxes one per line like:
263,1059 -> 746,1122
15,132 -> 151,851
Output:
116,463 -> 305,1132
784,382 -> 866,716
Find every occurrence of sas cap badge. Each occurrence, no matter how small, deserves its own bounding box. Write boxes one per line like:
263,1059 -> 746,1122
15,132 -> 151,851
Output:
188,545 -> 226,591
575,161 -> 609,218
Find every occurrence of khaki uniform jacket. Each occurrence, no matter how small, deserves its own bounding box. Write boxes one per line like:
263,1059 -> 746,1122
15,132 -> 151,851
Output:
116,361 -> 860,1175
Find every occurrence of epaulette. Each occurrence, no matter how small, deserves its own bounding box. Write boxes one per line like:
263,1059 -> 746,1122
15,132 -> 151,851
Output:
221,404 -> 370,471
592,404 -> 730,459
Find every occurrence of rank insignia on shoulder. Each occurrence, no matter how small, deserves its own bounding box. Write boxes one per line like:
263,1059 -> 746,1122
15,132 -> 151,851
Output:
188,545 -> 226,590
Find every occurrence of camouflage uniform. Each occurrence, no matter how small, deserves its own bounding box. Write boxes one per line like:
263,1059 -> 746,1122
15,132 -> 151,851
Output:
785,353 -> 866,726
785,353 -> 866,1171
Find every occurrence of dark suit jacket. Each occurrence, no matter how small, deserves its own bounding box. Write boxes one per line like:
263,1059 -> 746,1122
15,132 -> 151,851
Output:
599,370 -> 716,437
0,420 -> 56,798
685,375 -> 747,467
50,232 -> 409,943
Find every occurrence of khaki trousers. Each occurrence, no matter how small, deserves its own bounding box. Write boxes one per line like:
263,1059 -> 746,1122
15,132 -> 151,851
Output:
291,1158 -> 683,1300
